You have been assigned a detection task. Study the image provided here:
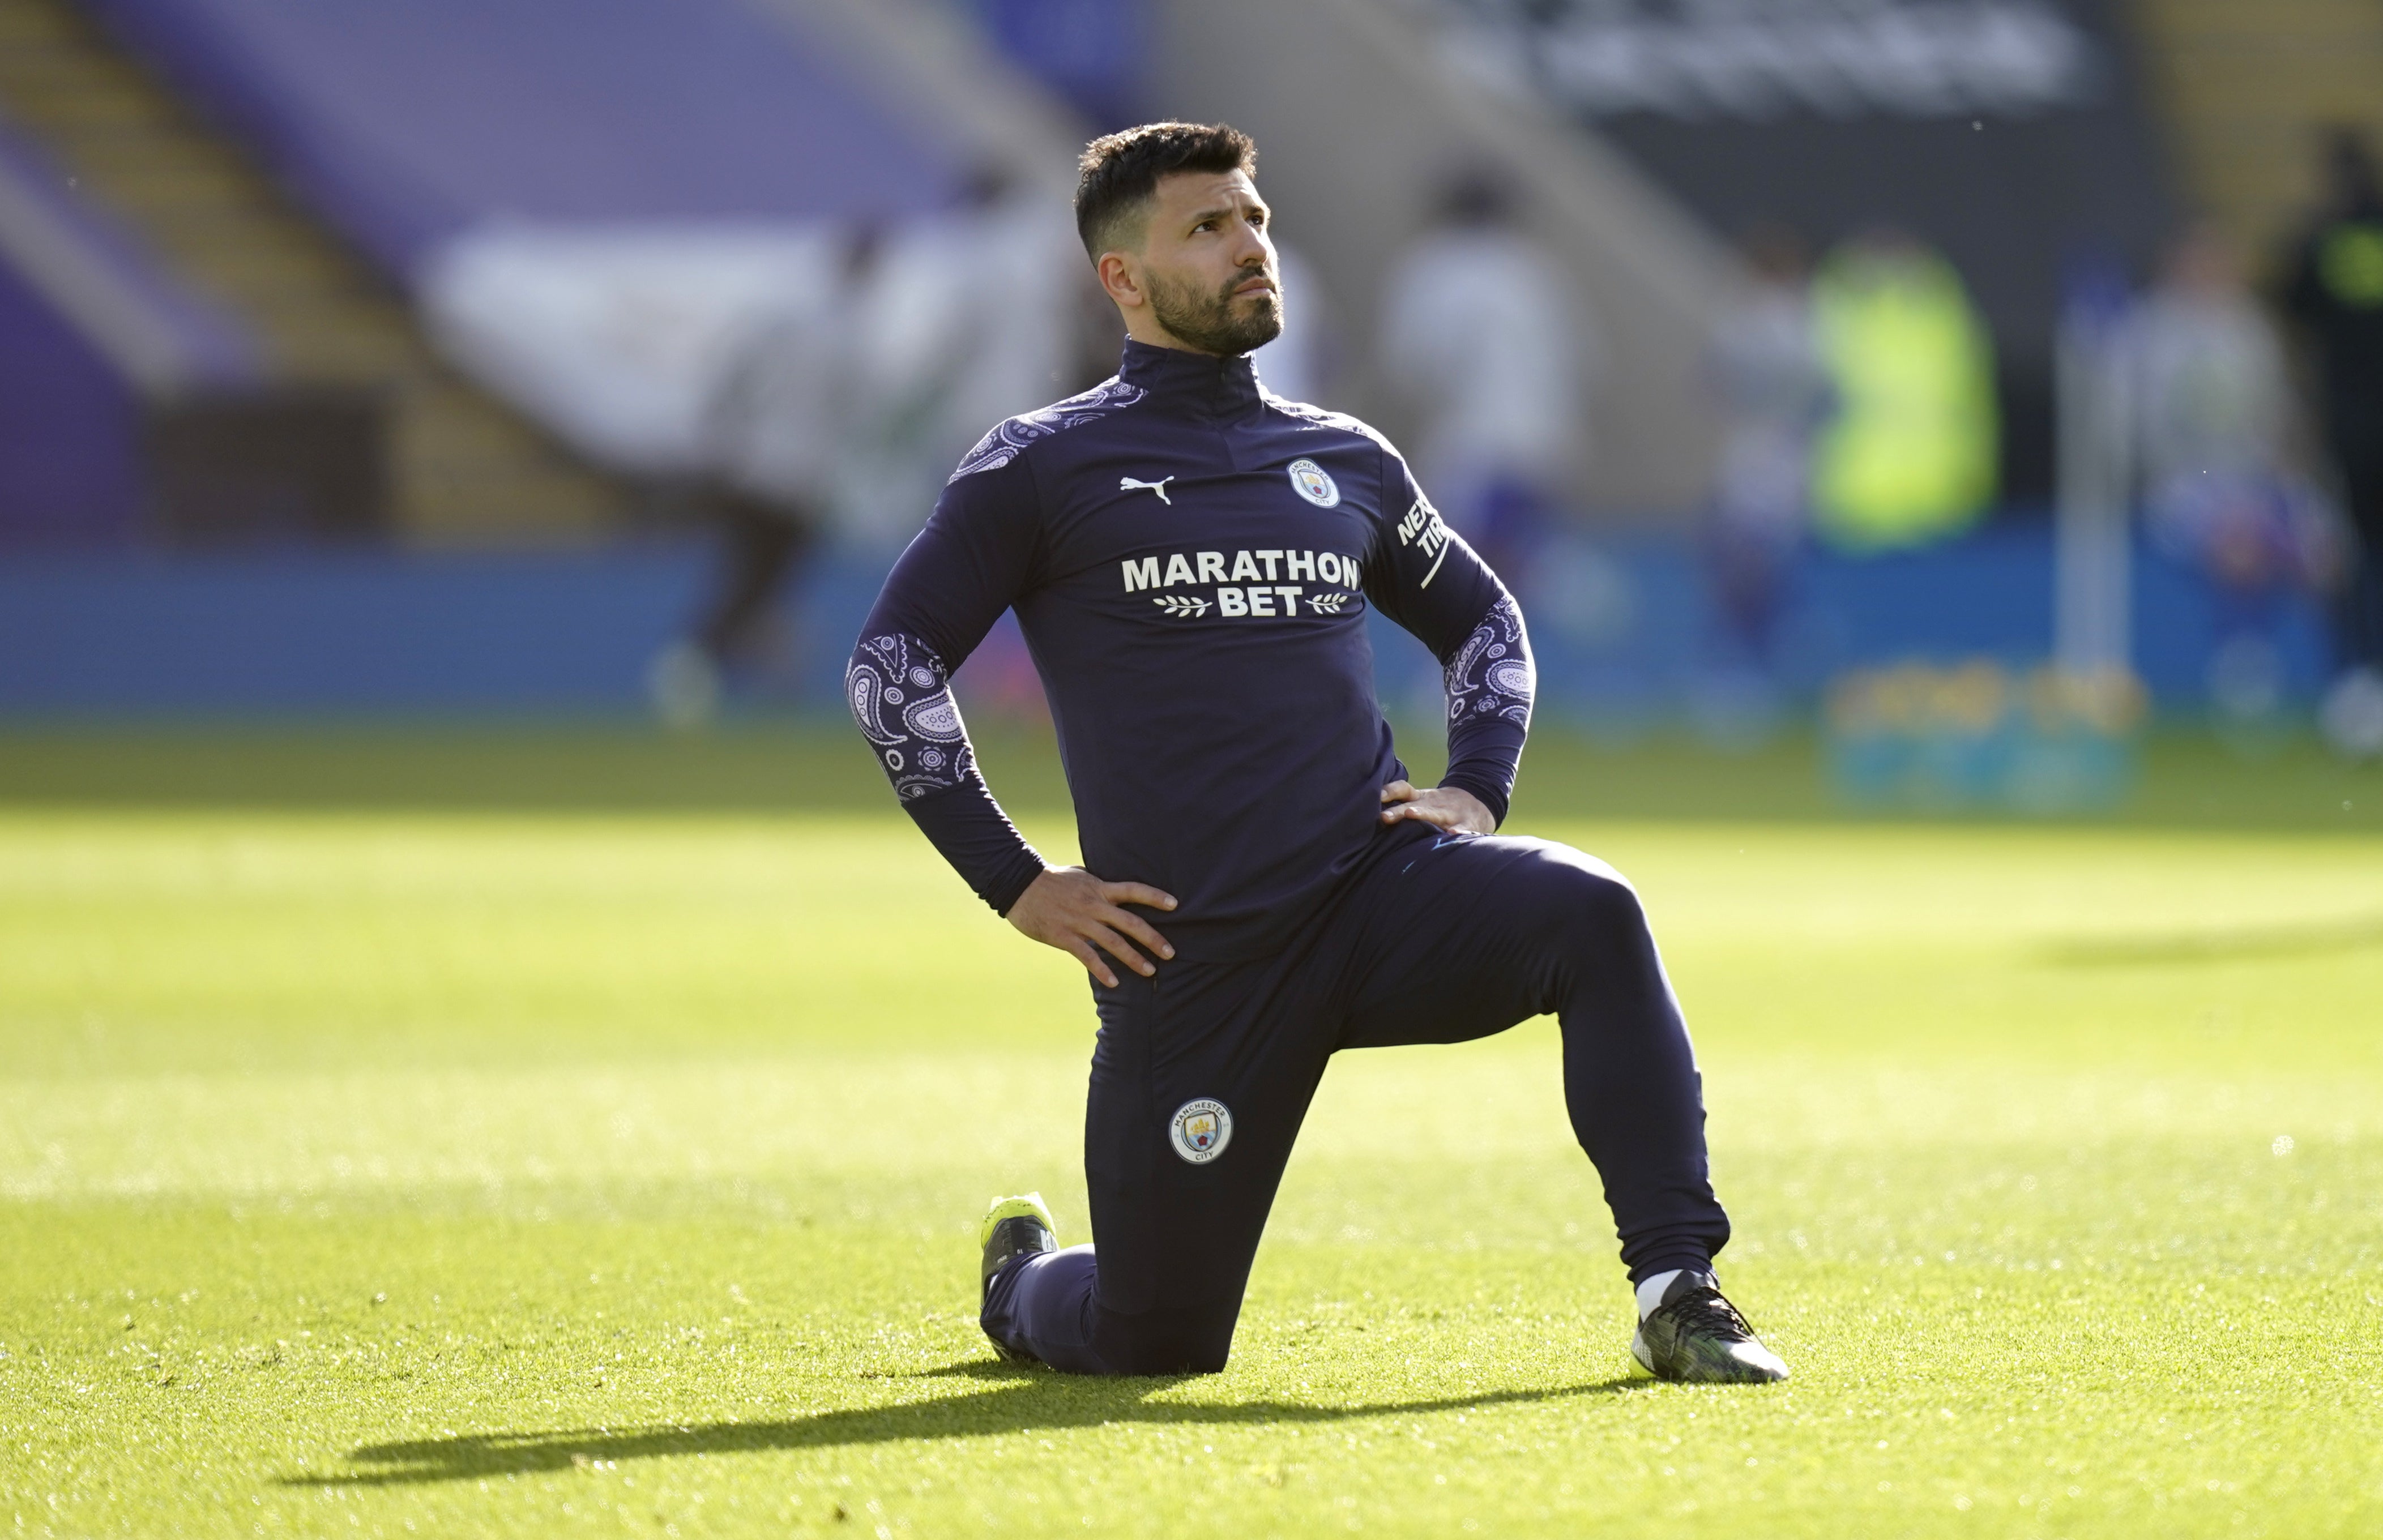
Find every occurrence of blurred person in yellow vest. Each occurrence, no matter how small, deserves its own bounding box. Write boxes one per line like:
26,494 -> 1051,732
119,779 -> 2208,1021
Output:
1809,229 -> 1998,551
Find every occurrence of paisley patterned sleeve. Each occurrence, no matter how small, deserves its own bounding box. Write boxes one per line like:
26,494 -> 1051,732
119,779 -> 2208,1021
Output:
1437,594 -> 1534,827
846,628 -> 1046,915
848,631 -> 976,802
847,448 -> 1050,916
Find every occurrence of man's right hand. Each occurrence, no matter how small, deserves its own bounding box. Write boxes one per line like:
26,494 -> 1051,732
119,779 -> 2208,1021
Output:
1006,867 -> 1178,987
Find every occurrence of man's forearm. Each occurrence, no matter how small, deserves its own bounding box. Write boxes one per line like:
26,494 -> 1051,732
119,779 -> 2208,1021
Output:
1438,594 -> 1534,827
848,630 -> 1047,913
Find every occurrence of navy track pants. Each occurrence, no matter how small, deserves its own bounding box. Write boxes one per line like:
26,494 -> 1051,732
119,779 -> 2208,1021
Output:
981,825 -> 1729,1375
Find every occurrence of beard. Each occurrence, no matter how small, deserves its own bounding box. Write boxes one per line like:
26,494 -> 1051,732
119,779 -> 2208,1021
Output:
1147,264 -> 1285,356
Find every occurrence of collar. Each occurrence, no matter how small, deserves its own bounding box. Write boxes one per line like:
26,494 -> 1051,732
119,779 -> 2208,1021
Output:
1116,337 -> 1265,422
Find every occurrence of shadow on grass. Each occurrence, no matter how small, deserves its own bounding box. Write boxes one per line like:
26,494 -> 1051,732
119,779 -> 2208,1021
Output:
285,1361 -> 1642,1487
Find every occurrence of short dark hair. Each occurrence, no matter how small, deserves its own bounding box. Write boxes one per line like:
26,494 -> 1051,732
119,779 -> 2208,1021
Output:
1074,121 -> 1258,259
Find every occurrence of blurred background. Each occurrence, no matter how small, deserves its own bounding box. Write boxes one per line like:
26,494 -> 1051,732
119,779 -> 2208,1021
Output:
3,0 -> 2381,813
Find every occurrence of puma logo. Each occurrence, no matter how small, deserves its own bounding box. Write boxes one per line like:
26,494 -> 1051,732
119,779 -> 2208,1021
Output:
1120,475 -> 1174,504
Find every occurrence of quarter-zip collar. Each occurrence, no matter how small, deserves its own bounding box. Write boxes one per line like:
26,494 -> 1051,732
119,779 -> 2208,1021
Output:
1117,337 -> 1265,424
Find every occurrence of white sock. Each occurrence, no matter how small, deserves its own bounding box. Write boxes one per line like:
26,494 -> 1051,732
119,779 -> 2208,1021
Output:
1635,1270 -> 1681,1320
1635,1268 -> 1715,1320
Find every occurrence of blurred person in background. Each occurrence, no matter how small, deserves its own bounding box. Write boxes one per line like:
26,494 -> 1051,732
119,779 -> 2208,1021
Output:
1701,225 -> 1830,710
1250,242 -> 1331,407
841,166 -> 1082,548
2280,128 -> 2383,758
1378,172 -> 1591,576
2132,221 -> 2335,726
651,172 -> 1084,726
649,221 -> 885,728
1809,228 -> 1997,553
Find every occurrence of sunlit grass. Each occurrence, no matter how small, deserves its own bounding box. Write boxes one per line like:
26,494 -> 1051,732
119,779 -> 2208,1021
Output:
4,786 -> 2381,1537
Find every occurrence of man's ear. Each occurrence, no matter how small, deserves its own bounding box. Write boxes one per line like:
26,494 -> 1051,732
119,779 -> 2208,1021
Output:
1096,250 -> 1147,313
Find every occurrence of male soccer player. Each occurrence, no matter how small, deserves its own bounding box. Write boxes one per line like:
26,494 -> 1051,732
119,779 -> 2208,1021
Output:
847,122 -> 1786,1384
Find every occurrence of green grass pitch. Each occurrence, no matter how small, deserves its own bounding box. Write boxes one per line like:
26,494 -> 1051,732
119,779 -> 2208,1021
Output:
3,729 -> 2380,1537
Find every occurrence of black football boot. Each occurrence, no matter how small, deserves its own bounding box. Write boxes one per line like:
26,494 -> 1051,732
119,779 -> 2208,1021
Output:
1631,1270 -> 1790,1384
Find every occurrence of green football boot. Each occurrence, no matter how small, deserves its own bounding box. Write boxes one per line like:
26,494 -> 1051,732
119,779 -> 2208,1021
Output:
1630,1271 -> 1790,1384
978,1192 -> 1059,1304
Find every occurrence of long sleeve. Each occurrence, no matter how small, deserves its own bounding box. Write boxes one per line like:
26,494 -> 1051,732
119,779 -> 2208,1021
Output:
848,450 -> 1050,914
1361,446 -> 1535,827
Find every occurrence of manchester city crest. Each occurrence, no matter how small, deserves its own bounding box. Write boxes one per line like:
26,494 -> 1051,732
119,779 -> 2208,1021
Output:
1287,459 -> 1340,508
1169,1098 -> 1233,1164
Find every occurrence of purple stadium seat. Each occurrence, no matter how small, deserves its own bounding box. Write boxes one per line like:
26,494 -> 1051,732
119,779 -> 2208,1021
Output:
79,0 -> 960,276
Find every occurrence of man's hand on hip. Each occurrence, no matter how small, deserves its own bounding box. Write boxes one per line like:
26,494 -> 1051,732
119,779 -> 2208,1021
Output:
1007,867 -> 1177,987
1379,780 -> 1496,835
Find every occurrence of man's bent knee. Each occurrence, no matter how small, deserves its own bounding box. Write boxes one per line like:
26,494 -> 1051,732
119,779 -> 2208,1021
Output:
1531,844 -> 1651,945
1090,1299 -> 1237,1375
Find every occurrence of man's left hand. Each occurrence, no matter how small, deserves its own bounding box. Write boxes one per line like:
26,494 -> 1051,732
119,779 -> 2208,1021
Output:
1379,780 -> 1496,835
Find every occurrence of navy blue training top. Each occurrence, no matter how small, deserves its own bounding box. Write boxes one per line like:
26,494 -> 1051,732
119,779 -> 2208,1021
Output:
848,339 -> 1535,961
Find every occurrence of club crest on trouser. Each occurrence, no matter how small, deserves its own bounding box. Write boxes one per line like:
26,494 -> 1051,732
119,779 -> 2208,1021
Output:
1287,458 -> 1339,508
1169,1098 -> 1233,1163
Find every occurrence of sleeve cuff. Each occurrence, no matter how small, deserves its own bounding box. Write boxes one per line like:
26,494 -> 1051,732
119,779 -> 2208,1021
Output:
1438,768 -> 1511,830
900,773 -> 1049,915
984,849 -> 1049,917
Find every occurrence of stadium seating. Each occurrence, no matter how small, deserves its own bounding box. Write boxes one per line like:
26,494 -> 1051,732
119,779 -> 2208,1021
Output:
0,0 -> 985,541
71,0 -> 980,480
77,0 -> 959,275
0,112 -> 255,542
0,0 -> 634,542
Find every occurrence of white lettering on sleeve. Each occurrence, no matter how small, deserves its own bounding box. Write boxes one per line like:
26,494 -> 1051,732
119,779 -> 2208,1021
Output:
1394,500 -> 1453,586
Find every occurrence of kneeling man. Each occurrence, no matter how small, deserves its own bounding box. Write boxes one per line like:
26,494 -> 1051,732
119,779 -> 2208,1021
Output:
847,122 -> 1786,1384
